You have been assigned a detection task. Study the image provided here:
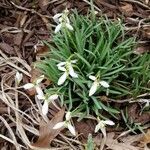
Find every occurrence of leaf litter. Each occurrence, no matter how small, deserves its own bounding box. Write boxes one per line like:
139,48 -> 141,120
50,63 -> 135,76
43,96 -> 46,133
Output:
0,0 -> 150,149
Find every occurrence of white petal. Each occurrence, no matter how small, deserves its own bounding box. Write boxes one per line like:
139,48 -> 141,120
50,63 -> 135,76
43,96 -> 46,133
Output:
101,127 -> 106,137
37,94 -> 45,100
36,86 -> 44,97
23,83 -> 34,89
58,72 -> 67,85
95,123 -> 100,133
42,101 -> 49,115
15,72 -> 23,84
65,112 -> 71,121
70,59 -> 77,64
48,94 -> 58,101
103,120 -> 115,126
58,66 -> 66,72
57,62 -> 66,67
68,63 -> 78,78
53,13 -> 62,23
54,24 -> 62,33
89,82 -> 98,96
36,75 -> 44,84
66,17 -> 70,24
67,123 -> 76,136
145,101 -> 149,107
53,122 -> 65,129
89,75 -> 96,81
65,23 -> 73,31
99,81 -> 109,88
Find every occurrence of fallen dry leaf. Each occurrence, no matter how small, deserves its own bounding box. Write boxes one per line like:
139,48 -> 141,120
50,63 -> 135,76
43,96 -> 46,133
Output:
120,3 -> 133,16
134,45 -> 150,54
140,129 -> 150,147
74,119 -> 96,143
0,42 -> 14,55
31,107 -> 65,148
105,132 -> 142,150
38,0 -> 49,11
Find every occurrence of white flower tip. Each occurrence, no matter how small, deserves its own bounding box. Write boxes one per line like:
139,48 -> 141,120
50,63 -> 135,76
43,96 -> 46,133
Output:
71,60 -> 77,63
100,81 -> 109,88
94,124 -> 100,133
65,112 -> 71,121
36,75 -> 45,84
53,122 -> 65,129
67,123 -> 76,136
104,120 -> 115,126
55,24 -> 62,33
66,23 -> 73,31
49,94 -> 58,100
15,72 -> 23,84
89,75 -> 96,81
42,101 -> 49,115
23,83 -> 34,89
68,63 -> 78,78
53,13 -> 62,22
58,72 -> 67,85
37,94 -> 45,100
89,82 -> 98,96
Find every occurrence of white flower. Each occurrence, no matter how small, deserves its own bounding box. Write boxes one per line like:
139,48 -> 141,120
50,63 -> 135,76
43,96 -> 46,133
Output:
57,60 -> 78,85
23,75 -> 44,95
53,9 -> 73,33
89,75 -> 109,96
15,71 -> 23,85
95,119 -> 115,137
53,112 -> 76,136
137,99 -> 149,108
37,91 -> 58,115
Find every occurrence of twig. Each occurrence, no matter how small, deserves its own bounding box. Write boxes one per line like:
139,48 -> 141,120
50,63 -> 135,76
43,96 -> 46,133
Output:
107,93 -> 150,103
125,24 -> 150,30
82,0 -> 102,12
10,1 -> 52,19
121,0 -> 150,10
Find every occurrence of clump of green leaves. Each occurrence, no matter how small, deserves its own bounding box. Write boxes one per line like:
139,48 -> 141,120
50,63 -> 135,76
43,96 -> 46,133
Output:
36,10 -> 150,120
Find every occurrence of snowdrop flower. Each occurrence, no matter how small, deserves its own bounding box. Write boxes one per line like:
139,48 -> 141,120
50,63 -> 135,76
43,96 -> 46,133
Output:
89,75 -> 109,96
95,119 -> 115,137
53,9 -> 73,33
15,71 -> 23,85
53,112 -> 76,136
23,75 -> 44,96
57,60 -> 78,85
137,99 -> 149,108
37,91 -> 58,115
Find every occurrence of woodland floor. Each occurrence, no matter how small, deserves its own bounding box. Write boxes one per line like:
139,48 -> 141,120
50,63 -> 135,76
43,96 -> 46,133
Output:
0,0 -> 150,150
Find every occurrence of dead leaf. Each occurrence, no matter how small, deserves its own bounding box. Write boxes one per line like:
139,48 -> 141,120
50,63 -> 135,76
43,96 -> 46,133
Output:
120,3 -> 133,16
14,32 -> 23,46
31,107 -> 65,148
34,42 -> 49,56
134,45 -> 150,54
140,129 -> 150,147
0,43 -> 14,55
38,0 -> 49,11
105,132 -> 142,150
74,119 -> 96,143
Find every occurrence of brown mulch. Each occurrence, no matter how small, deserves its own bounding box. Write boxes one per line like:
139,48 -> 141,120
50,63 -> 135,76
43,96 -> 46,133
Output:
0,0 -> 150,149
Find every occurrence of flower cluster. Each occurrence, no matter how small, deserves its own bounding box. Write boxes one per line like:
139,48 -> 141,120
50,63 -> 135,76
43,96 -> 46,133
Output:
23,75 -> 58,115
53,9 -> 73,33
57,59 -> 109,96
